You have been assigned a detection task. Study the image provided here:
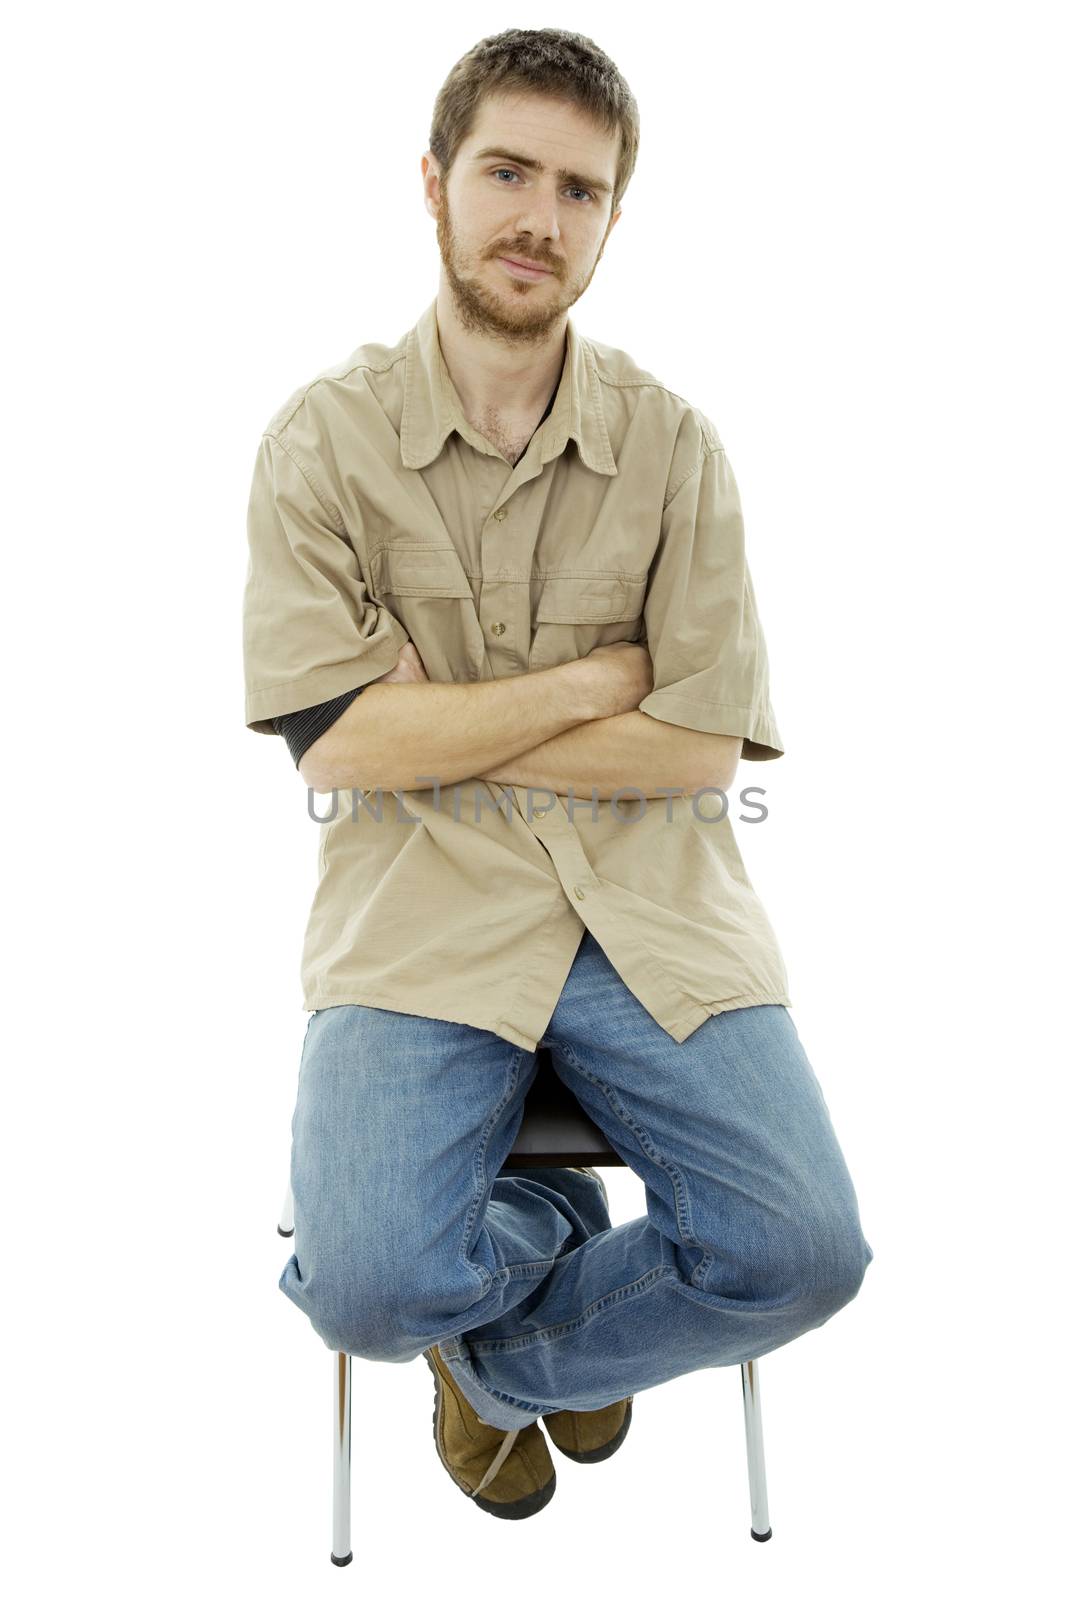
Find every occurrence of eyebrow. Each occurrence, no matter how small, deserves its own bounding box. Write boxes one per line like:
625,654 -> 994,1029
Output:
471,146 -> 612,199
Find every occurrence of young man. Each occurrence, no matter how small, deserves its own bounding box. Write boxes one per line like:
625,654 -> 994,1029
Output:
243,28 -> 874,1520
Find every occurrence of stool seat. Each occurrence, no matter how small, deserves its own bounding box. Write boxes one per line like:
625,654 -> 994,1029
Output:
501,1044 -> 627,1170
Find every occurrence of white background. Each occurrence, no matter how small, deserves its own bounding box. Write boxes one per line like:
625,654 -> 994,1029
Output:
4,2 -> 1064,1594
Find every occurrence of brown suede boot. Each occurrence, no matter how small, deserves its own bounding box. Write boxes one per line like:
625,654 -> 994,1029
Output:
542,1396 -> 634,1462
423,1345 -> 556,1519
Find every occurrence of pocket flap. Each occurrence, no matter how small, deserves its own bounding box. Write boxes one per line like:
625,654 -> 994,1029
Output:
535,575 -> 646,624
371,545 -> 473,600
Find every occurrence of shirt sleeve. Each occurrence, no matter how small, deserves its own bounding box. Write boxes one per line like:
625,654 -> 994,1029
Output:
271,684 -> 369,770
242,430 -> 410,735
637,409 -> 784,761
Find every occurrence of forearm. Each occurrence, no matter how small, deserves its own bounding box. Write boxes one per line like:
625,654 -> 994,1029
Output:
476,711 -> 727,801
301,662 -> 601,793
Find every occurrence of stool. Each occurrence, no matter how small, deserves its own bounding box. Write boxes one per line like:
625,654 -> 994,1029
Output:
278,1042 -> 772,1560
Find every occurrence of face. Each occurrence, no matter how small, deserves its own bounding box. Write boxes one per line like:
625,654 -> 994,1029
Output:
423,90 -> 623,344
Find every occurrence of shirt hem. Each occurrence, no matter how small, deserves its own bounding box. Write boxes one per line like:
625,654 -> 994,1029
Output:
301,984 -> 792,1050
302,986 -> 545,1053
688,990 -> 792,1027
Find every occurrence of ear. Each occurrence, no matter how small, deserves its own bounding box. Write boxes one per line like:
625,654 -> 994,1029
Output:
421,152 -> 442,220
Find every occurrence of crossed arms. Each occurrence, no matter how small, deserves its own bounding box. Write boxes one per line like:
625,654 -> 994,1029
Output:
297,642 -> 742,800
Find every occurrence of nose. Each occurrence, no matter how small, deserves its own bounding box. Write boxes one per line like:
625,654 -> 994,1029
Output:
510,188 -> 563,247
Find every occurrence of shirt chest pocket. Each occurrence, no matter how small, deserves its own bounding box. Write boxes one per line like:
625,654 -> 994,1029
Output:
369,544 -> 474,601
528,574 -> 647,672
368,544 -> 482,679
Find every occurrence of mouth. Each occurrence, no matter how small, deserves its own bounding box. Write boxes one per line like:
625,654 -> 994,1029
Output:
498,256 -> 554,281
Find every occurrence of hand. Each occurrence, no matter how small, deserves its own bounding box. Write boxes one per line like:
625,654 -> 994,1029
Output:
376,641 -> 429,685
580,640 -> 654,719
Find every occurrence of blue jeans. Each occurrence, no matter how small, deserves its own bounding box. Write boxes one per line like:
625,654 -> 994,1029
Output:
279,929 -> 874,1430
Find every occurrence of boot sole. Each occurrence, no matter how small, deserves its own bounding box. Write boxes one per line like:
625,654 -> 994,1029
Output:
423,1349 -> 556,1519
547,1396 -> 634,1462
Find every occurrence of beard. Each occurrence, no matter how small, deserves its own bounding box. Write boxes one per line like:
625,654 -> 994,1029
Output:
435,180 -> 606,346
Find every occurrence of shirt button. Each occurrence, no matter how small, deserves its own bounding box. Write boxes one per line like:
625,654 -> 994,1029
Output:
490,621 -> 506,635
493,506 -> 509,522
573,886 -> 585,900
532,806 -> 548,818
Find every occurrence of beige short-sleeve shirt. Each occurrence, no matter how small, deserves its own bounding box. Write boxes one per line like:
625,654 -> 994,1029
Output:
243,298 -> 790,1050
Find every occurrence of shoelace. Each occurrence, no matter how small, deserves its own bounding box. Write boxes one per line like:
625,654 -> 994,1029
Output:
472,1428 -> 522,1495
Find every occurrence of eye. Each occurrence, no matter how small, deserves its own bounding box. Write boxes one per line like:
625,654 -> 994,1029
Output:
490,169 -> 595,203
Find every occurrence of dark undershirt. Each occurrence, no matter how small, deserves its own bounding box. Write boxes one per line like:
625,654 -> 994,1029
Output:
273,375 -> 562,770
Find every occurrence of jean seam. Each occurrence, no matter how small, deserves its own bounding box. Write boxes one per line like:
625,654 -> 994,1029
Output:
452,1364 -> 548,1419
464,1264 -> 678,1354
546,1037 -> 711,1286
460,1047 -> 529,1296
494,1260 -> 555,1283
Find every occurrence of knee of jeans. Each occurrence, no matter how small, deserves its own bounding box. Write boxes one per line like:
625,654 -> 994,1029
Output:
282,1253 -> 489,1364
316,1303 -> 421,1364
793,1215 -> 873,1311
741,1211 -> 872,1311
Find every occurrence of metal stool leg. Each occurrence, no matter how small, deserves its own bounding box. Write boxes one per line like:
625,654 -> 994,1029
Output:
274,1181 -> 352,1563
741,1358 -> 772,1540
332,1351 -> 353,1566
278,1180 -> 294,1238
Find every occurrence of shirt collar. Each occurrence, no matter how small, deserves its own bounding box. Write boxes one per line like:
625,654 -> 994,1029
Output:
400,296 -> 617,477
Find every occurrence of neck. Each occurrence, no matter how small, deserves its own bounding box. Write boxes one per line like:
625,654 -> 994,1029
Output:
434,290 -> 566,424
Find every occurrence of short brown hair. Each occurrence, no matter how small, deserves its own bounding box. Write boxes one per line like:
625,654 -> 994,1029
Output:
429,28 -> 640,211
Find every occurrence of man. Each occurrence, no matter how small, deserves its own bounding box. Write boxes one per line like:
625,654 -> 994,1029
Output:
243,27 -> 874,1520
